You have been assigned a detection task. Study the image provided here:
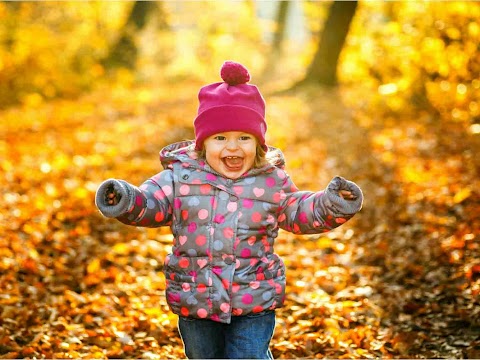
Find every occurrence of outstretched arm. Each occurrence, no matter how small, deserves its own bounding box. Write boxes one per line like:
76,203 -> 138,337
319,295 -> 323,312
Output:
95,170 -> 175,227
278,176 -> 363,234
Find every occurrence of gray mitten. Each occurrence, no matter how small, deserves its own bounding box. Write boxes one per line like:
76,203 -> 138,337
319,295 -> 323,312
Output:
325,176 -> 363,215
95,179 -> 133,218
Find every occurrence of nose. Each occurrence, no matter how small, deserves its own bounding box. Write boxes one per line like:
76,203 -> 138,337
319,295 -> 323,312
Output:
226,138 -> 239,150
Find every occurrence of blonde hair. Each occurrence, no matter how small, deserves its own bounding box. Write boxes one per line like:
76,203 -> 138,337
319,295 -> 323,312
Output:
196,143 -> 268,169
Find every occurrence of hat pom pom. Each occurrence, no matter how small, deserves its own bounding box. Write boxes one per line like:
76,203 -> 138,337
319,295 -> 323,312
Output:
220,61 -> 250,85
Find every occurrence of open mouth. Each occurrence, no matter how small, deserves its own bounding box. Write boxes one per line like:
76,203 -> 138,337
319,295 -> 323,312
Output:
222,156 -> 244,171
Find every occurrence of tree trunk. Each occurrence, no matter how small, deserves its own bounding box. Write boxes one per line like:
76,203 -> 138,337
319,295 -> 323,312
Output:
301,0 -> 358,87
271,1 -> 290,55
103,1 -> 159,69
260,1 -> 291,80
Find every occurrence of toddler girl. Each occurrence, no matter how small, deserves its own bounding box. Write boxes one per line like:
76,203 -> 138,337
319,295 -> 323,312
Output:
95,61 -> 363,359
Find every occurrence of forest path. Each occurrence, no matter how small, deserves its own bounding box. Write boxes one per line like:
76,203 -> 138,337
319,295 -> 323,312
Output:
267,84 -> 480,359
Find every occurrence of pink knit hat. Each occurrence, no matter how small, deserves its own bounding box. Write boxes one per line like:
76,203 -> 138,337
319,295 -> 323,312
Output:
194,61 -> 267,151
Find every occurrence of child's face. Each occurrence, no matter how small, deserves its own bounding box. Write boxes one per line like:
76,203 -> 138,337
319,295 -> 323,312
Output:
203,131 -> 257,179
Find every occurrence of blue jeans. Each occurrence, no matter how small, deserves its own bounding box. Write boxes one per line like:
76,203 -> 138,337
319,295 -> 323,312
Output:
178,311 -> 276,359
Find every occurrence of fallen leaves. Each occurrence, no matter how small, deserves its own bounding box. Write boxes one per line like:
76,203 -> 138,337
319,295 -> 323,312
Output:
1,79 -> 479,359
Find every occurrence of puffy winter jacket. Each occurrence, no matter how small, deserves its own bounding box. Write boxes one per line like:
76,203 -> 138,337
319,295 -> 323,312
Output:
95,140 -> 363,324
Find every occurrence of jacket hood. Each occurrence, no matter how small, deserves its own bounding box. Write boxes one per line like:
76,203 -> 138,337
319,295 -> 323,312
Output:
159,140 -> 286,171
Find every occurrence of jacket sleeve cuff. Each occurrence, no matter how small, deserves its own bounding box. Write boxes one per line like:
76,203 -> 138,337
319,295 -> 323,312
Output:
95,179 -> 134,218
325,176 -> 363,215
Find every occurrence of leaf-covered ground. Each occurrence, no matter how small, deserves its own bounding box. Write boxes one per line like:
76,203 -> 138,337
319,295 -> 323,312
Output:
1,80 -> 479,359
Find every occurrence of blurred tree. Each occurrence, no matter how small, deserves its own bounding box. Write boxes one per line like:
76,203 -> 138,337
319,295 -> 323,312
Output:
2,0 -> 20,11
262,1 -> 291,77
2,1 -> 19,50
296,0 -> 358,87
408,69 -> 440,118
271,1 -> 290,55
103,1 -> 169,69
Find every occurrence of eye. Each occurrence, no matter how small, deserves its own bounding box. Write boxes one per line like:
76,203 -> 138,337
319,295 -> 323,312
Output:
214,135 -> 226,141
239,135 -> 252,141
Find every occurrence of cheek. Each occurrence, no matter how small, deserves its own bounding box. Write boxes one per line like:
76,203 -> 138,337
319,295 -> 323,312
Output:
205,147 -> 219,161
205,153 -> 214,166
205,150 -> 222,170
245,149 -> 257,167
